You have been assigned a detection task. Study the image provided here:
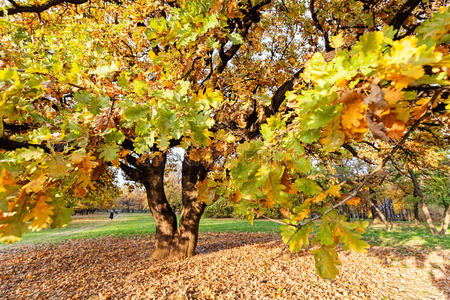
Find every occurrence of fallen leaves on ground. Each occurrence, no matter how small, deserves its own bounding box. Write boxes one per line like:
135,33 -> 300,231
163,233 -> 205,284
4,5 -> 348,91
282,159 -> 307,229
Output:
0,233 -> 448,299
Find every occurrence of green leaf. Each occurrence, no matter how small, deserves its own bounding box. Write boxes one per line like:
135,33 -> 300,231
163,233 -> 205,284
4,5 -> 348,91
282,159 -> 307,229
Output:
124,106 -> 147,122
281,223 -> 313,253
103,128 -> 125,144
298,128 -> 320,144
295,178 -> 321,196
316,221 -> 334,246
74,91 -> 92,106
228,33 -> 244,45
117,72 -> 130,90
98,143 -> 119,162
415,8 -> 450,45
313,246 -> 341,280
333,221 -> 370,252
300,105 -> 340,130
260,124 -> 273,141
132,79 -> 147,96
293,157 -> 311,173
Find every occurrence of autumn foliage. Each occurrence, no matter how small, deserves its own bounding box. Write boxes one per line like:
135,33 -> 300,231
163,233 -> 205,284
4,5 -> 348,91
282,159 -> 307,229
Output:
0,0 -> 449,279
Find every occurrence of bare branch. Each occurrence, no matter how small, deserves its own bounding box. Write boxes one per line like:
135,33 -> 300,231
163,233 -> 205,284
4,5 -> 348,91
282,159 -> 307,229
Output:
0,0 -> 89,17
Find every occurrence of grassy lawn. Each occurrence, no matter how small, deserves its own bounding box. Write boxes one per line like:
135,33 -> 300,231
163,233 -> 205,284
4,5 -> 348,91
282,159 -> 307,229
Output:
0,213 -> 448,250
0,213 -> 280,249
363,223 -> 449,249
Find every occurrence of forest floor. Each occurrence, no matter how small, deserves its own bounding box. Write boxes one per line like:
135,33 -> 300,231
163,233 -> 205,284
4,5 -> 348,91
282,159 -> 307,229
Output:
0,231 -> 448,299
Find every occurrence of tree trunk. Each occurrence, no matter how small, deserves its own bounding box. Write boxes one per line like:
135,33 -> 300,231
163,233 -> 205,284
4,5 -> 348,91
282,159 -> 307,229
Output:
408,169 -> 438,235
440,203 -> 449,236
122,152 -> 207,259
413,202 -> 420,225
367,194 -> 389,229
172,154 -> 207,257
141,155 -> 178,259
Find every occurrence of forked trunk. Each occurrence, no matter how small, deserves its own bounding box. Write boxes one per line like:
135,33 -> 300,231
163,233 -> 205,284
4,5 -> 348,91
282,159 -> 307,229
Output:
172,154 -> 207,257
440,203 -> 449,236
408,169 -> 438,235
132,151 -> 207,259
140,155 -> 178,259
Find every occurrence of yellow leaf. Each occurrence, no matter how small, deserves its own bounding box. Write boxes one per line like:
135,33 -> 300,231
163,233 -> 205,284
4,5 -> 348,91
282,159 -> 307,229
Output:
321,121 -> 345,152
24,193 -> 53,231
293,208 -> 311,222
305,192 -> 327,205
331,33 -> 344,49
383,87 -> 404,105
23,174 -> 47,194
326,184 -> 341,198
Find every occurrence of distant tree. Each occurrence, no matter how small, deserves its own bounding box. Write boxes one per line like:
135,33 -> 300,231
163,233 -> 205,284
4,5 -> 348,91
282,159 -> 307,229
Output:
117,185 -> 147,212
67,168 -> 120,214
422,166 -> 450,236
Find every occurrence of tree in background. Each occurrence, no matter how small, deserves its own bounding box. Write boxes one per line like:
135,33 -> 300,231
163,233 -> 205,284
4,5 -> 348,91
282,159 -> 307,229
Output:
117,185 -> 148,212
0,0 -> 449,279
422,165 -> 450,236
67,168 -> 121,214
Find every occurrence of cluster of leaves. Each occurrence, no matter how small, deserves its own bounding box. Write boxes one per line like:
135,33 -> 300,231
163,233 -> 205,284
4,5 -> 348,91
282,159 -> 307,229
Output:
206,8 -> 449,278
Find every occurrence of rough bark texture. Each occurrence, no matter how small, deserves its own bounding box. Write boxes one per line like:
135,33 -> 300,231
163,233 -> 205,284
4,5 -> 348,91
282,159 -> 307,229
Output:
140,155 -> 178,259
172,154 -> 207,257
138,152 -> 207,259
440,203 -> 449,236
408,169 -> 438,235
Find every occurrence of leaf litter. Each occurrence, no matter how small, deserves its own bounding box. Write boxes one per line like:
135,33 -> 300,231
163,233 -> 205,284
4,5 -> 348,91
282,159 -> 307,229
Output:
0,232 -> 447,299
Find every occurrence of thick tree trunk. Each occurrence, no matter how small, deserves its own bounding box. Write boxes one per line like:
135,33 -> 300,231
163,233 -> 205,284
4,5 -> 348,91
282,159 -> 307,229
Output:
140,155 -> 178,259
124,152 -> 207,259
408,169 -> 438,235
440,203 -> 449,236
172,154 -> 207,257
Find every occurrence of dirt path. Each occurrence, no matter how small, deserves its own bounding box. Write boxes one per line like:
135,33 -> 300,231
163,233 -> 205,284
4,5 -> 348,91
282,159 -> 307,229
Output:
0,232 -> 448,299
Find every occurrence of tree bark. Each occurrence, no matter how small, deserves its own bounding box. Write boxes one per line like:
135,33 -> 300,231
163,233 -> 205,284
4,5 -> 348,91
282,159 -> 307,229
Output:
172,154 -> 207,257
367,190 -> 389,228
440,203 -> 449,236
140,155 -> 178,259
413,202 -> 420,225
408,169 -> 438,235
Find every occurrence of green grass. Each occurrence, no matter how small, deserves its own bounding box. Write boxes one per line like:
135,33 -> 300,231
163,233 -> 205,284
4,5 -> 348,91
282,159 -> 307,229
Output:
363,223 -> 449,249
0,213 -> 448,250
0,213 -> 280,249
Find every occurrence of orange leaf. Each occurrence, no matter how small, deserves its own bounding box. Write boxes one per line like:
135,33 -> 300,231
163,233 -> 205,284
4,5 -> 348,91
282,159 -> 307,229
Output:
381,113 -> 406,140
0,169 -> 16,193
345,196 -> 360,206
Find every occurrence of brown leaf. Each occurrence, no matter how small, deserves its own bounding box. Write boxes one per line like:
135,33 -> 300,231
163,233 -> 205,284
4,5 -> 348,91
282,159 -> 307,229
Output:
364,84 -> 388,116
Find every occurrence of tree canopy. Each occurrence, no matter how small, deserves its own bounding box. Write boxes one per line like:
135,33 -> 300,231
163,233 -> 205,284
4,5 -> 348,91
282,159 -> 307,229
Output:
0,0 -> 449,279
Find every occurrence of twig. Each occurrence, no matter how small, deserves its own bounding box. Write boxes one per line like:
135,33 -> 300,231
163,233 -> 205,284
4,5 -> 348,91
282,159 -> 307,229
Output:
101,98 -> 117,132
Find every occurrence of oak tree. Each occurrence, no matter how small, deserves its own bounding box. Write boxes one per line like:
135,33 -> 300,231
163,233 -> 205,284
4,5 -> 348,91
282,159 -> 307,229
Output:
0,0 -> 448,279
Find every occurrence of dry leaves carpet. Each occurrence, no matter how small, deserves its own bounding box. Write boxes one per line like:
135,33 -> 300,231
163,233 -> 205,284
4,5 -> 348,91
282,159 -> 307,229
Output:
0,233 -> 448,299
